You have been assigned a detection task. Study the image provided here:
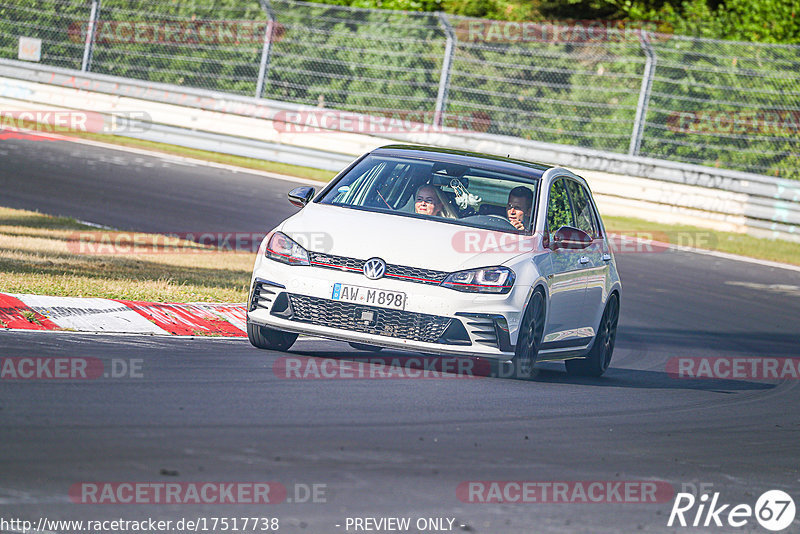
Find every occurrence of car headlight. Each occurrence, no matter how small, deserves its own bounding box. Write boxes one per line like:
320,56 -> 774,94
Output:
441,266 -> 515,294
264,232 -> 309,266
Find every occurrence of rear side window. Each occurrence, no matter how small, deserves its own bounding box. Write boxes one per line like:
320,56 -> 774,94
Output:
546,179 -> 575,235
565,180 -> 598,238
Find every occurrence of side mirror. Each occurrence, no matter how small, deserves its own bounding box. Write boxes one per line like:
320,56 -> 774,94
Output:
550,226 -> 592,250
288,187 -> 315,208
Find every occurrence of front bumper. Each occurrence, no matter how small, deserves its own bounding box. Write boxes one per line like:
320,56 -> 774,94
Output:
247,257 -> 533,360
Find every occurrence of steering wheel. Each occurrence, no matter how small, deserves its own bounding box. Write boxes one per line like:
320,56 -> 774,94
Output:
486,214 -> 518,230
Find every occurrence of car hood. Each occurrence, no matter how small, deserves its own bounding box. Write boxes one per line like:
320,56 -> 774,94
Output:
279,202 -> 540,272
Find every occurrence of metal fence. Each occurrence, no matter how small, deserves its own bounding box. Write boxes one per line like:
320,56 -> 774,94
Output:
1,0 -> 798,179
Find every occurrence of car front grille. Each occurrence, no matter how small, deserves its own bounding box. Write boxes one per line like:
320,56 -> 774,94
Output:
309,252 -> 364,272
285,293 -> 452,343
308,252 -> 449,286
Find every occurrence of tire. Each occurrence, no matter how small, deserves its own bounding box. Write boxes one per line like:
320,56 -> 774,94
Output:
566,293 -> 619,377
509,289 -> 546,379
348,342 -> 384,352
247,321 -> 298,351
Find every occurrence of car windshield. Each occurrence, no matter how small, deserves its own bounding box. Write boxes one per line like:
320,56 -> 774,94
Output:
319,154 -> 539,233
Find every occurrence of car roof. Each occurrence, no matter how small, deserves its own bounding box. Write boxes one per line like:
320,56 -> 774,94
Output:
371,145 -> 551,179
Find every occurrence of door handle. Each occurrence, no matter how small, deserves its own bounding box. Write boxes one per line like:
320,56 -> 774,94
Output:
602,253 -> 612,262
579,256 -> 589,264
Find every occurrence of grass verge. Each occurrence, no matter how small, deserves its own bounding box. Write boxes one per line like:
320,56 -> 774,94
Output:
603,216 -> 800,266
0,207 -> 252,303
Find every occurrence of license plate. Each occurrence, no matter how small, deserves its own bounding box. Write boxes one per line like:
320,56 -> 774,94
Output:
331,283 -> 406,310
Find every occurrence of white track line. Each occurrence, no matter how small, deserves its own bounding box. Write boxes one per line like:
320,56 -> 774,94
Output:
1,328 -> 330,342
2,328 -> 245,340
57,134 -> 327,185
671,245 -> 800,273
615,234 -> 800,273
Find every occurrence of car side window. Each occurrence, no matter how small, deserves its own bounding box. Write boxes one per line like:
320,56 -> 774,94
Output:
547,179 -> 574,235
565,180 -> 597,238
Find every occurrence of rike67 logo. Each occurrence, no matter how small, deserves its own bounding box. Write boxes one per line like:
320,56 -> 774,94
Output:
668,489 -> 796,531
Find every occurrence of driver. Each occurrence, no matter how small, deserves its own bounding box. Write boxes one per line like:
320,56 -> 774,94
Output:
414,185 -> 444,217
507,186 -> 533,231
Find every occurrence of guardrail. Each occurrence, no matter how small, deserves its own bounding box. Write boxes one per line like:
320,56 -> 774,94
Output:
3,0 -> 798,178
1,58 -> 798,243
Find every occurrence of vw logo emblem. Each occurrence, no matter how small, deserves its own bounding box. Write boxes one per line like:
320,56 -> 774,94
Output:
363,258 -> 386,280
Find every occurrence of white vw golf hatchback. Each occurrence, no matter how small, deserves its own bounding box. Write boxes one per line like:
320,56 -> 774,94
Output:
247,145 -> 621,377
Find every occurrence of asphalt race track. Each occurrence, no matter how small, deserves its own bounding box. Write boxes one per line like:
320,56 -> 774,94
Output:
0,138 -> 301,232
1,137 -> 799,533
